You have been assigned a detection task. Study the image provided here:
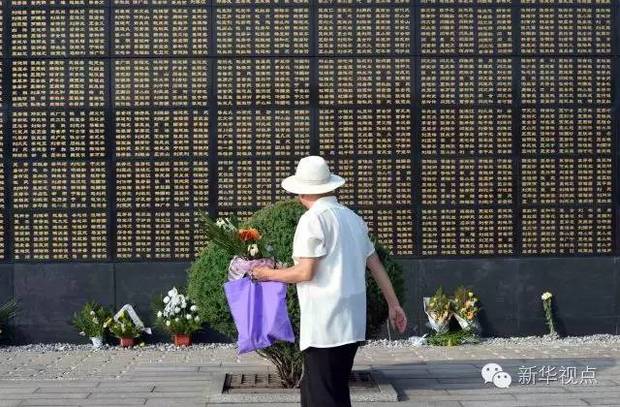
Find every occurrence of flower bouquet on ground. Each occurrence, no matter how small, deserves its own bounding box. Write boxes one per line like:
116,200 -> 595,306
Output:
541,291 -> 558,338
451,286 -> 481,333
104,310 -> 142,347
0,298 -> 17,340
423,287 -> 453,334
72,301 -> 112,349
200,215 -> 275,281
153,287 -> 202,346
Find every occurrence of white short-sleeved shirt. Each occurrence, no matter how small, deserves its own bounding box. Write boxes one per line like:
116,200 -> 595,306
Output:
292,196 -> 375,351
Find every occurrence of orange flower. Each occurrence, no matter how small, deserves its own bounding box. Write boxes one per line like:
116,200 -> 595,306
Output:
239,228 -> 261,242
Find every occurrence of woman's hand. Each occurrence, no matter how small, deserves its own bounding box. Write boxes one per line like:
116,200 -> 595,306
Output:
389,304 -> 407,333
250,267 -> 273,282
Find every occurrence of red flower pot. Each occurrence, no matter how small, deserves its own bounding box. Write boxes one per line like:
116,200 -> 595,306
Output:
174,334 -> 192,347
120,337 -> 135,347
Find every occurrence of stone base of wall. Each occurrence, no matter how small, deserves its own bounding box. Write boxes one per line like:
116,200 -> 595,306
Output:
0,257 -> 618,344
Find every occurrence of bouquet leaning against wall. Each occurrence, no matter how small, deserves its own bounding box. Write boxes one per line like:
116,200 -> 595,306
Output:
451,286 -> 481,333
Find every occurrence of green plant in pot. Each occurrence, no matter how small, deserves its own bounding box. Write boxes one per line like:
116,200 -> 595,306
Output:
188,200 -> 405,388
104,310 -> 142,347
72,301 -> 112,349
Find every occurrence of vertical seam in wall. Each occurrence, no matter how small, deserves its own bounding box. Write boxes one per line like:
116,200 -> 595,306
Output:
611,0 -> 620,331
309,0 -> 319,156
411,0 -> 422,256
611,1 -> 620,254
2,0 -> 13,262
104,0 -> 117,260
208,0 -> 218,219
512,0 -> 523,256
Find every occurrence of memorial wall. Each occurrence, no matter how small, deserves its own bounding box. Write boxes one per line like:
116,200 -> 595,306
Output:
0,0 -> 615,261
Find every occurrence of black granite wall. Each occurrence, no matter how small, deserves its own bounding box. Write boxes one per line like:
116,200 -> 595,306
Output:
0,257 -> 618,344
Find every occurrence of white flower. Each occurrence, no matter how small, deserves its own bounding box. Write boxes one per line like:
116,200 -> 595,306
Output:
194,316 -> 200,322
90,310 -> 96,316
163,296 -> 170,304
79,331 -> 86,336
541,292 -> 553,301
168,287 -> 178,297
165,320 -> 171,327
175,318 -> 180,322
190,305 -> 197,312
248,244 -> 259,257
92,318 -> 99,324
157,311 -> 163,318
174,307 -> 181,313
216,218 -> 237,232
186,314 -> 192,320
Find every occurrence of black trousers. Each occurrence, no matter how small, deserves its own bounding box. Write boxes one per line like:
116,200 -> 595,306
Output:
300,342 -> 360,407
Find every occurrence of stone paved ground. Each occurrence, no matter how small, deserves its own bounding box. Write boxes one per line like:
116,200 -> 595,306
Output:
1,339 -> 620,406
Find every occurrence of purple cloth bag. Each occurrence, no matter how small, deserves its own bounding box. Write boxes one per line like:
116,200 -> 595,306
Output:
224,276 -> 295,354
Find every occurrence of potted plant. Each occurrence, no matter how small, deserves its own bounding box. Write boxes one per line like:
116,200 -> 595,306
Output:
72,301 -> 112,349
451,286 -> 481,333
104,310 -> 141,347
153,287 -> 202,346
0,298 -> 17,341
423,287 -> 452,334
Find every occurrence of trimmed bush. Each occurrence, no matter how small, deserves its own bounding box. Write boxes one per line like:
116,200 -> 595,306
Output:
187,199 -> 405,387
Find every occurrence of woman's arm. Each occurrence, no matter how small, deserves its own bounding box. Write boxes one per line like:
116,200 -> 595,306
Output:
366,253 -> 407,333
251,257 -> 318,284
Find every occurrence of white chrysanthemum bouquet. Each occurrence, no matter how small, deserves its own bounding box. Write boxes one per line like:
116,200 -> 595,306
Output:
153,287 -> 201,345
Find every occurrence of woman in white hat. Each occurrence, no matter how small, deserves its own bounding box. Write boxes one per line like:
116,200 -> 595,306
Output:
251,155 -> 407,407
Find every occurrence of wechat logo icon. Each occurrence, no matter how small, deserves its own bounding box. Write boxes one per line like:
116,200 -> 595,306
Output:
481,363 -> 512,388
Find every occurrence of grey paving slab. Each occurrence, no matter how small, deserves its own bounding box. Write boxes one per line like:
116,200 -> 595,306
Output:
88,391 -> 202,399
0,392 -> 90,399
582,398 -> 620,405
20,399 -> 148,406
145,400 -> 204,407
459,400 -> 588,407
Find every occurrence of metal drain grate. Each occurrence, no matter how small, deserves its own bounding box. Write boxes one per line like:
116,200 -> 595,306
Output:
225,373 -> 284,390
224,371 -> 377,393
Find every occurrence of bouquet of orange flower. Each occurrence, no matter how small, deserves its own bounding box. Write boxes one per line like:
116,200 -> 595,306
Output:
451,286 -> 481,333
200,214 -> 274,280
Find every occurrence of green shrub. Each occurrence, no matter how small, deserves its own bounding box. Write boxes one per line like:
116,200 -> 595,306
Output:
187,199 -> 406,387
0,298 -> 17,339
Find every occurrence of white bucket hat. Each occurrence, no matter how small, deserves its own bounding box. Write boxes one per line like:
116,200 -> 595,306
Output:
281,156 -> 345,195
